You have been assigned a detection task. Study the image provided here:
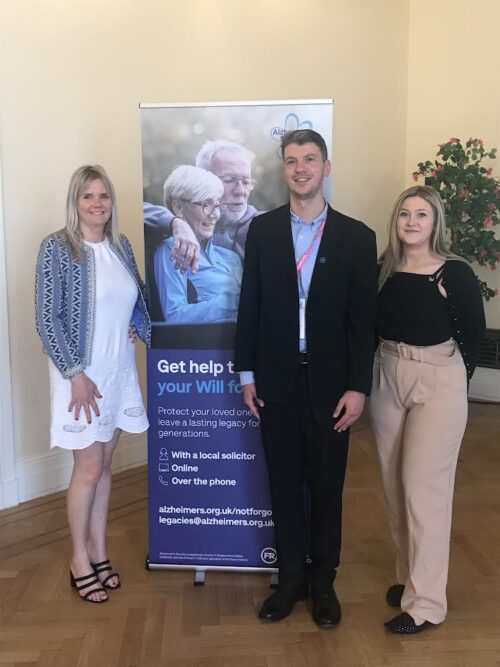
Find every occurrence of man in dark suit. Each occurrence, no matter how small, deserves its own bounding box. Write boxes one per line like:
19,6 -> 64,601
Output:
235,129 -> 377,627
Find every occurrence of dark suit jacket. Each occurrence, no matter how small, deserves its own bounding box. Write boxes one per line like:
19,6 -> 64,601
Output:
234,203 -> 378,423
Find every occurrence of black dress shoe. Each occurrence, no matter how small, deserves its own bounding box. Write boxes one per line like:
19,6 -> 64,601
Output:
311,588 -> 341,628
384,612 -> 434,634
386,583 -> 405,607
258,585 -> 308,622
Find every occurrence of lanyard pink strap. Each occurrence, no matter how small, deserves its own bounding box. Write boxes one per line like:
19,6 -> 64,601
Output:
296,218 -> 326,274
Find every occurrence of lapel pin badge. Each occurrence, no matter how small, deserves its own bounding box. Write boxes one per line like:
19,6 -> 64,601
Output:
319,256 -> 327,264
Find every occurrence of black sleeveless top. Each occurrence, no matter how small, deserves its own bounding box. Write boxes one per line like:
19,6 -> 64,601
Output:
377,266 -> 452,346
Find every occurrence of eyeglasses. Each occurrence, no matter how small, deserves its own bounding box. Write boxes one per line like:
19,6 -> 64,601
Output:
181,199 -> 221,216
219,176 -> 256,188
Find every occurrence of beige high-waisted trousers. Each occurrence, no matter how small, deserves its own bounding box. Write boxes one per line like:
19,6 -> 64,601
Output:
370,339 -> 468,625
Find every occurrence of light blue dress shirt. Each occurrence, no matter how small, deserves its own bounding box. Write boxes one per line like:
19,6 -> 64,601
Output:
239,202 -> 328,386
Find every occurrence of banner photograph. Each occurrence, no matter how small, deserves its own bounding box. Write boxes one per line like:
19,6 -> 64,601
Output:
141,100 -> 333,571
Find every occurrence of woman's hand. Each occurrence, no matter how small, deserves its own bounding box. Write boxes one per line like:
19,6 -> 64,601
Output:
128,324 -> 138,343
68,373 -> 102,424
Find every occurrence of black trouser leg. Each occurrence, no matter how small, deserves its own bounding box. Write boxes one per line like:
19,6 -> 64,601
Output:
305,414 -> 349,592
260,387 -> 307,588
260,366 -> 350,591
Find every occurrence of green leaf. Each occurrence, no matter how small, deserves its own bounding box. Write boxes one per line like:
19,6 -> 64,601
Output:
413,136 -> 500,299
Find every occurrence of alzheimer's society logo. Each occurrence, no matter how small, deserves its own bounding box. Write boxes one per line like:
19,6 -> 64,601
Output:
270,113 -> 314,143
261,547 -> 277,564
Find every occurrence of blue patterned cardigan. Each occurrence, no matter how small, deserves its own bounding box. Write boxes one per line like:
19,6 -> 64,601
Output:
35,230 -> 151,379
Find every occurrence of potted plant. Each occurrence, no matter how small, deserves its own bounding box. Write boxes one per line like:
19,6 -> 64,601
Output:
412,137 -> 500,300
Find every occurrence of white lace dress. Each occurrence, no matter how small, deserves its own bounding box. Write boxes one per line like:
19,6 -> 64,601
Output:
49,238 -> 149,449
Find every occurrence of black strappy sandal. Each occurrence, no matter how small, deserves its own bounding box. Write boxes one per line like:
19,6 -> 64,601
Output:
70,570 -> 108,603
91,559 -> 121,590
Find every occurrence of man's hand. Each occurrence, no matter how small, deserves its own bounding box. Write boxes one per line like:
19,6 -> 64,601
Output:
333,390 -> 365,432
242,383 -> 265,421
171,217 -> 200,273
68,372 -> 102,424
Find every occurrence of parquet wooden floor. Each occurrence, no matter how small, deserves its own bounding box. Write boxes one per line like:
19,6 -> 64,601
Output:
0,402 -> 498,667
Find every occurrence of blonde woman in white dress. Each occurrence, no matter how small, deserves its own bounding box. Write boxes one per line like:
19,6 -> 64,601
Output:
35,165 -> 150,603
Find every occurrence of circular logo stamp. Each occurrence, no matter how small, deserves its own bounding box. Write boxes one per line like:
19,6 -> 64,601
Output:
260,547 -> 277,565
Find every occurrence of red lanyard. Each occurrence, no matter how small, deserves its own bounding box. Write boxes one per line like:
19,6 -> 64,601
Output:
296,218 -> 326,274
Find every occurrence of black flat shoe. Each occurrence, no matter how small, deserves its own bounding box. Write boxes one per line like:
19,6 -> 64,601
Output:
386,583 -> 405,607
258,585 -> 308,622
91,559 -> 121,590
384,612 -> 434,634
70,570 -> 108,603
311,588 -> 341,628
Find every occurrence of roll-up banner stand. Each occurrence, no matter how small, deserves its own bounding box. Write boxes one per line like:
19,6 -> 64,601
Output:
141,100 -> 333,582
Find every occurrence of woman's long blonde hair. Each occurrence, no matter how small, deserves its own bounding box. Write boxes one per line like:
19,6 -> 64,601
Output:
65,165 -> 122,260
378,185 -> 463,290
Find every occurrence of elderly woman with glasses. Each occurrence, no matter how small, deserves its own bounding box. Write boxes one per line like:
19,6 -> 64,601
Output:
154,165 -> 242,324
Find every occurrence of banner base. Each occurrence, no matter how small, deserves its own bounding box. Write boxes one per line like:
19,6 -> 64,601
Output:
145,557 -> 279,586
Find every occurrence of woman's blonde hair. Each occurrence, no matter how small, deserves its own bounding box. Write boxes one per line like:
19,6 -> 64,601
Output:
65,165 -> 122,260
378,185 -> 463,290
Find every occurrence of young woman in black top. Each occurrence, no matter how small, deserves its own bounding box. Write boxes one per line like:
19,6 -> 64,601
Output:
370,185 -> 485,634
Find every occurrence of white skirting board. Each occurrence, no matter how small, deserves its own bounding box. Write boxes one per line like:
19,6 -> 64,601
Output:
14,432 -> 147,504
468,367 -> 500,403
0,477 -> 20,510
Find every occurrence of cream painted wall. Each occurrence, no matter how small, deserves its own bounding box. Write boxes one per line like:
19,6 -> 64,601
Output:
0,0 -> 410,488
406,0 -> 500,327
